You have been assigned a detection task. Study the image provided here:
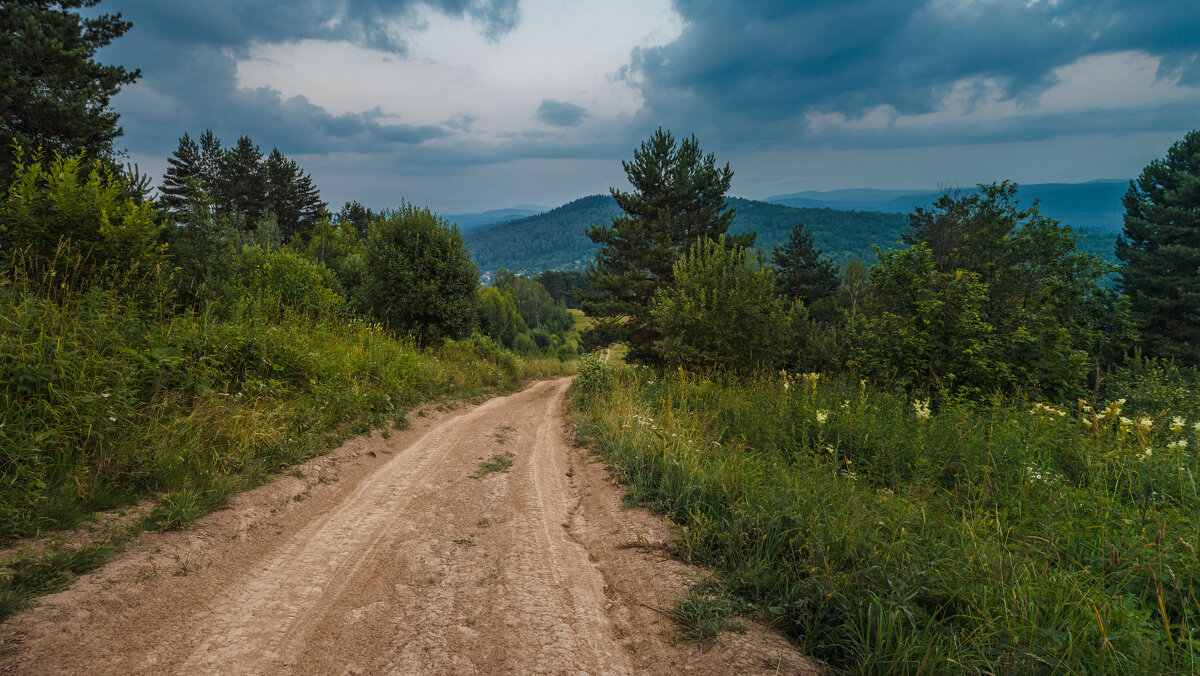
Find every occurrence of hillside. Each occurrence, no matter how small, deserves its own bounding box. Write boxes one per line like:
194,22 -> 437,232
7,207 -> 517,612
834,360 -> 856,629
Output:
765,180 -> 1128,233
464,189 -> 1121,276
464,195 -> 908,275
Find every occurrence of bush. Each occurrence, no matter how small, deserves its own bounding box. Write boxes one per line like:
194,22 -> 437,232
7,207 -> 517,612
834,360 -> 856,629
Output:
362,203 -> 477,344
230,246 -> 345,317
652,236 -> 791,375
0,147 -> 170,303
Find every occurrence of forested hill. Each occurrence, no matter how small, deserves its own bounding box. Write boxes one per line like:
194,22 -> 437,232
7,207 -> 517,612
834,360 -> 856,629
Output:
463,195 -> 909,275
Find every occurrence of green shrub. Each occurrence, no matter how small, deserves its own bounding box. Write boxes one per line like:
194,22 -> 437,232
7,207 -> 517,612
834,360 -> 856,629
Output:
362,203 -> 477,344
651,236 -> 791,375
230,246 -> 345,316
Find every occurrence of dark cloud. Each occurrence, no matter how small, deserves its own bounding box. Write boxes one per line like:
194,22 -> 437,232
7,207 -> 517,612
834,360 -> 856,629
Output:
627,0 -> 1200,145
97,0 -> 518,159
535,99 -> 588,127
107,0 -> 519,53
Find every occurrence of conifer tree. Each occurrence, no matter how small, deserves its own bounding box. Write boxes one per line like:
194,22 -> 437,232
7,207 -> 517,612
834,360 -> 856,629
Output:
772,221 -> 839,313
159,133 -> 202,214
216,136 -> 267,226
264,148 -> 326,242
582,128 -> 746,364
197,130 -> 223,195
0,0 -> 140,182
1117,129 -> 1200,364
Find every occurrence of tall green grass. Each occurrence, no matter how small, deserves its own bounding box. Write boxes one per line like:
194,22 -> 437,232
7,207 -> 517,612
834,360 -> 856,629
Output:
572,357 -> 1200,674
0,251 -> 569,614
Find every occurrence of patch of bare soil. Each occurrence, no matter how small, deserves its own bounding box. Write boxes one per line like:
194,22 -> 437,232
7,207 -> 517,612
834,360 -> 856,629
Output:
0,379 -> 819,675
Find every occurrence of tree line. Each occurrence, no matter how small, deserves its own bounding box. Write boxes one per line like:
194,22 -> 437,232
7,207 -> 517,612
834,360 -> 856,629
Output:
581,128 -> 1199,401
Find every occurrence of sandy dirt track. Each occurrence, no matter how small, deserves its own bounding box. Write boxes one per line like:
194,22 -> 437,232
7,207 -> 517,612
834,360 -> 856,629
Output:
0,378 -> 818,674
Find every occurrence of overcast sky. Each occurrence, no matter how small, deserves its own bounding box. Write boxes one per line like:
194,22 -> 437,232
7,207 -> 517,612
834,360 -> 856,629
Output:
98,0 -> 1200,213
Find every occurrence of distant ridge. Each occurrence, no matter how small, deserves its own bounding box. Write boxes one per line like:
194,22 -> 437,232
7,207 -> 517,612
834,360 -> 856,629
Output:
463,195 -> 909,275
763,180 -> 1129,233
463,187 -> 1121,277
445,205 -> 550,233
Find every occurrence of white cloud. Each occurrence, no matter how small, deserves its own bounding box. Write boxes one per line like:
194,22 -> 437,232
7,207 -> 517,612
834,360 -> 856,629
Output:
804,50 -> 1200,138
234,0 -> 681,143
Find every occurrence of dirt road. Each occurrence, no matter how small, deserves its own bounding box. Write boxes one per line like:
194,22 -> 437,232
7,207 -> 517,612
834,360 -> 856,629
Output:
0,379 -> 816,674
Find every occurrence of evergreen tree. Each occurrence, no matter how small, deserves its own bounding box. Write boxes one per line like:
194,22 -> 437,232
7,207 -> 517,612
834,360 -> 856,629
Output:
0,0 -> 140,182
1117,129 -> 1200,364
772,220 -> 839,313
264,148 -> 326,242
197,130 -> 223,196
337,200 -> 374,239
216,136 -> 266,226
159,133 -> 202,214
582,128 -> 746,364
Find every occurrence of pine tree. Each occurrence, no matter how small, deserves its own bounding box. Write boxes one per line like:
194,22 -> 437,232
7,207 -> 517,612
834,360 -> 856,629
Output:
0,0 -> 140,182
582,128 -> 747,364
263,148 -> 326,242
197,130 -> 223,194
1117,130 -> 1200,364
772,221 -> 839,313
216,136 -> 267,226
159,133 -> 202,214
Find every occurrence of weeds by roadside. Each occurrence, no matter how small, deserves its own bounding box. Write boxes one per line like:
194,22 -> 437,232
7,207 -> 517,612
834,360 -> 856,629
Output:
573,361 -> 1200,673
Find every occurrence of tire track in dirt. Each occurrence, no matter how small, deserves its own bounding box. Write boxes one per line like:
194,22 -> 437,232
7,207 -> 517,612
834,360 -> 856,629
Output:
0,379 -> 818,675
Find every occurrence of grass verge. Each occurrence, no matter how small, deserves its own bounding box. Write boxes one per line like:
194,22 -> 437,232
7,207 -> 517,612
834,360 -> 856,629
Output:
571,357 -> 1200,674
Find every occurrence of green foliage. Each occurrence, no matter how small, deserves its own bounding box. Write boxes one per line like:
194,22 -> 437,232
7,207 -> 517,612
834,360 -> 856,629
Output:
853,244 -> 1004,392
0,0 -> 140,180
477,286 -> 527,349
493,269 -> 573,336
772,220 -> 839,316
584,129 -> 747,364
572,352 -> 614,399
859,182 -> 1131,398
159,131 -> 326,241
533,269 -> 590,308
652,237 -> 791,375
573,366 -> 1200,674
362,203 -> 478,344
1117,129 -> 1200,365
229,246 -> 345,317
0,147 -> 170,301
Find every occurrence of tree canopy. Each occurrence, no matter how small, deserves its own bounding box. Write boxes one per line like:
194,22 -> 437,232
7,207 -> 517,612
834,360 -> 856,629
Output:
1117,129 -> 1200,365
362,204 -> 478,344
0,0 -> 140,180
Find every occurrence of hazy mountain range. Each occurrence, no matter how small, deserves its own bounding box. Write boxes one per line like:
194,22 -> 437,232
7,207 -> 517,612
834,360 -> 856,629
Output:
456,181 -> 1127,276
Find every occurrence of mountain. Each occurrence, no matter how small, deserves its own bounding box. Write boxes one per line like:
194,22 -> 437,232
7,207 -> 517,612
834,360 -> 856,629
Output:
765,180 -> 1129,233
463,191 -> 1121,277
445,205 -> 550,233
463,195 -> 909,275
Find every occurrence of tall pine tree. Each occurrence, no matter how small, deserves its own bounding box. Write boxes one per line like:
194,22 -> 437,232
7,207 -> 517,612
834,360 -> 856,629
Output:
1117,129 -> 1200,364
0,0 -> 140,183
216,136 -> 267,226
159,133 -> 202,214
264,148 -> 325,242
772,221 -> 839,313
582,128 -> 747,364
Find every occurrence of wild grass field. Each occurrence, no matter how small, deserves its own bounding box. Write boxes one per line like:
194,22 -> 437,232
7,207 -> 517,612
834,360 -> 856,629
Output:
571,354 -> 1200,674
0,252 -> 570,618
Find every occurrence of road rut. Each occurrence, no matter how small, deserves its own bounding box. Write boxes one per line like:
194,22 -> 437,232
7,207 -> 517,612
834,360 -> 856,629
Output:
0,378 -> 817,674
